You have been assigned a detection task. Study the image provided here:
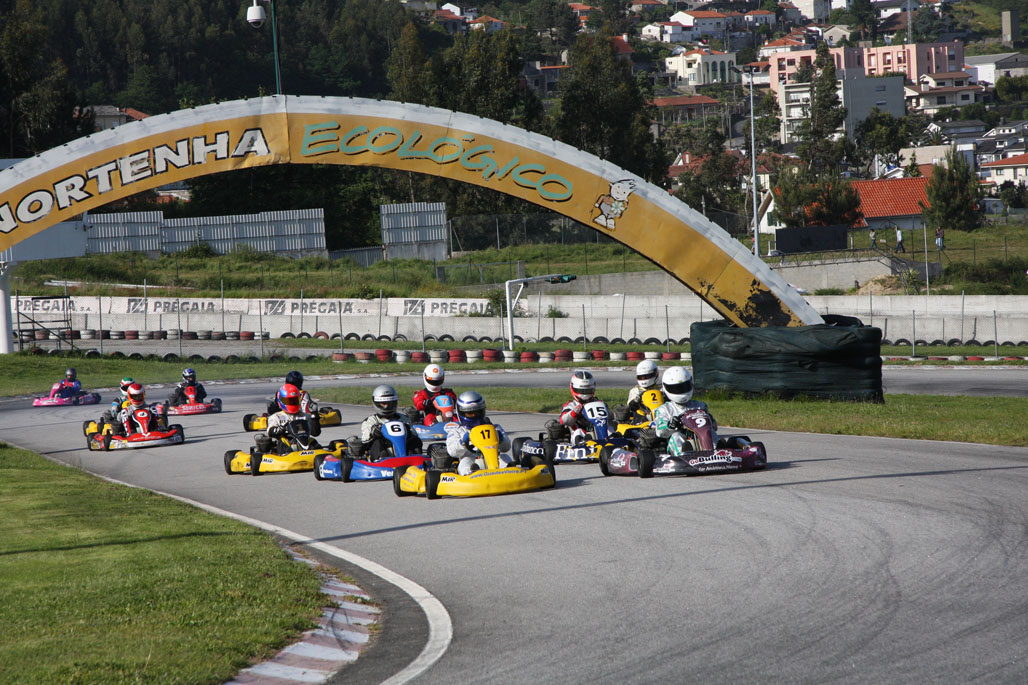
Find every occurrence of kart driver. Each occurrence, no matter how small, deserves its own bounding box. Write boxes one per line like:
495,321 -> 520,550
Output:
103,377 -> 135,423
254,384 -> 307,455
356,385 -> 422,460
53,367 -> 83,399
168,368 -> 207,406
411,364 -> 458,426
112,383 -> 159,435
265,370 -> 320,435
444,390 -> 514,475
627,360 -> 664,414
652,367 -> 718,456
544,369 -> 600,446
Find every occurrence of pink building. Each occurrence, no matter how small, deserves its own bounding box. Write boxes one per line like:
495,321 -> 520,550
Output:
768,41 -> 965,93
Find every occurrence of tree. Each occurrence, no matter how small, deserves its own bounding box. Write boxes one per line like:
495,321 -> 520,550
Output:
805,174 -> 862,227
754,92 -> 781,153
910,8 -> 947,43
854,107 -> 904,176
528,0 -> 579,50
553,31 -> 668,183
921,147 -> 983,233
903,156 -> 922,177
850,0 -> 879,40
794,43 -> 847,179
386,22 -> 429,103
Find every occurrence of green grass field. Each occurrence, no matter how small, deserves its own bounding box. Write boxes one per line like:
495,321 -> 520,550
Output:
0,443 -> 327,683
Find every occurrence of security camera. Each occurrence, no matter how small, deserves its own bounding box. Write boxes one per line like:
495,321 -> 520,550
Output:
247,3 -> 266,27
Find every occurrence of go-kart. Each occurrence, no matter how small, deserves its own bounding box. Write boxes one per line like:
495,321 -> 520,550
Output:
412,395 -> 458,441
394,423 -> 555,499
600,407 -> 766,477
613,389 -> 664,439
242,403 -> 341,431
315,419 -> 429,482
83,405 -> 184,451
162,385 -> 222,416
33,383 -> 101,407
225,417 -> 346,475
513,399 -> 634,465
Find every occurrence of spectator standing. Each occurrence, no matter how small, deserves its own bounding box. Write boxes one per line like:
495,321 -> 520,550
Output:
894,227 -> 905,253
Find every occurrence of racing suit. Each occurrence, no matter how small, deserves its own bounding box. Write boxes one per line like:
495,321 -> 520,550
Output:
411,387 -> 458,426
546,398 -> 605,445
113,405 -> 159,436
53,379 -> 82,399
653,400 -> 718,457
357,411 -> 421,459
168,381 -> 207,406
103,398 -> 130,424
444,420 -> 513,475
255,411 -> 305,455
265,389 -> 320,436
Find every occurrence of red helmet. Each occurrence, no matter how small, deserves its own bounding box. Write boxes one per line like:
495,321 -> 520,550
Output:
127,383 -> 146,408
277,384 -> 302,414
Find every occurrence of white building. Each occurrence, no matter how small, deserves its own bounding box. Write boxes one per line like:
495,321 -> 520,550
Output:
779,74 -> 905,144
670,10 -> 728,37
641,21 -> 691,43
964,53 -> 1028,85
666,48 -> 738,86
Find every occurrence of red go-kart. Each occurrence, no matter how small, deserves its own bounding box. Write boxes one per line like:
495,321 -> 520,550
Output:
161,385 -> 222,416
84,405 -> 185,451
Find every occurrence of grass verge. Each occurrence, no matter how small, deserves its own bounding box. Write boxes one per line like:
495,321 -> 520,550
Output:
317,386 -> 1028,447
0,443 -> 326,684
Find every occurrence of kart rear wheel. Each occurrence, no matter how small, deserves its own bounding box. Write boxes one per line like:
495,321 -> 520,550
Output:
85,435 -> 95,451
341,456 -> 354,483
212,398 -> 223,412
511,437 -> 528,461
224,450 -> 237,475
428,443 -> 451,471
752,441 -> 768,468
426,469 -> 442,499
313,454 -> 325,481
637,448 -> 655,478
242,413 -> 256,431
542,439 -> 557,462
172,425 -> 185,443
598,445 -> 613,477
327,439 -> 345,453
82,420 -> 92,437
393,465 -> 412,497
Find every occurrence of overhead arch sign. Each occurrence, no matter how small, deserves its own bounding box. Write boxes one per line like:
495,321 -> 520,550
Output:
0,96 -> 821,327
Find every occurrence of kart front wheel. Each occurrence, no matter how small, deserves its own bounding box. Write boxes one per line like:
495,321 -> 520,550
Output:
313,454 -> 325,481
341,456 -> 354,483
242,413 -> 256,431
102,434 -> 112,451
425,469 -> 441,500
598,445 -> 612,477
511,437 -> 528,461
637,449 -> 655,478
224,450 -> 237,475
82,420 -> 93,437
393,465 -> 412,497
250,452 -> 262,476
212,398 -> 222,412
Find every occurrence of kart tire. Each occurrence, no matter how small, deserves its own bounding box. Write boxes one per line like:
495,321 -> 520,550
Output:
250,452 -> 262,476
85,435 -> 95,451
599,445 -> 613,477
341,456 -> 354,483
327,439 -> 345,453
224,450 -> 237,475
752,441 -> 768,469
102,434 -> 112,451
542,439 -> 557,462
637,448 -> 655,478
544,456 -> 557,488
212,398 -> 222,412
426,469 -> 442,500
313,454 -> 325,481
82,420 -> 92,437
393,465 -> 412,497
511,436 -> 528,460
428,443 -> 451,471
242,413 -> 256,431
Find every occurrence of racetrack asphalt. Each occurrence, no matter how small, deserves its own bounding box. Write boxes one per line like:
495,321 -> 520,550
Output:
2,371 -> 1027,683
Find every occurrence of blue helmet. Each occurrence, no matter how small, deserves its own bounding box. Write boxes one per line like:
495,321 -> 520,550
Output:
456,391 -> 486,428
182,368 -> 196,383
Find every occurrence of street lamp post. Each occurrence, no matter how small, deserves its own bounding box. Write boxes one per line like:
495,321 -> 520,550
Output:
246,0 -> 282,95
504,274 -> 576,351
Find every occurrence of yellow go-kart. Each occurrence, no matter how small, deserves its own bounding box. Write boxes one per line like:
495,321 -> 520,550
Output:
225,418 -> 348,475
393,424 -> 556,499
242,404 -> 342,431
615,389 -> 665,438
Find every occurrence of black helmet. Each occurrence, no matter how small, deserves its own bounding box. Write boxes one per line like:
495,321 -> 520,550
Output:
285,370 -> 304,389
65,367 -> 77,381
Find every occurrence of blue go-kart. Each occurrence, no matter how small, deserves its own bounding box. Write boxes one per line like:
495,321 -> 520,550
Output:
314,420 -> 430,482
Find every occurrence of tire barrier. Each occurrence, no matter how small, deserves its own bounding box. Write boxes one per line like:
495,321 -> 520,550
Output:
84,349 -> 101,358
207,355 -> 223,363
643,351 -> 661,360
448,349 -> 466,363
428,350 -> 447,363
481,349 -> 501,362
354,352 -> 373,363
128,352 -> 144,360
188,354 -> 205,362
410,351 -> 429,363
394,350 -> 411,363
502,350 -> 518,363
625,351 -> 644,361
162,352 -> 179,361
662,352 -> 681,361
280,332 -> 296,339
166,329 -> 180,340
225,331 -> 240,340
181,331 -> 198,341
297,332 -> 312,339
314,331 -> 329,339
538,351 -> 554,362
464,349 -> 482,362
520,351 -> 539,363
332,352 -> 353,362
572,351 -> 590,362
197,330 -> 212,340
212,331 -> 226,341
239,331 -> 255,341
124,330 -> 138,340
374,349 -> 394,362
590,350 -> 608,360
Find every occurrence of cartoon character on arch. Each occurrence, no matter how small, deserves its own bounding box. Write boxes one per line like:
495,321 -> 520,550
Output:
593,178 -> 636,231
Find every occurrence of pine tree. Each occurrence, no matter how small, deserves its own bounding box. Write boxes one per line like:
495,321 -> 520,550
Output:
921,147 -> 983,232
795,43 -> 847,180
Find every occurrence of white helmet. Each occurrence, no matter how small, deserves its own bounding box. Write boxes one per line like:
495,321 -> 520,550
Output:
423,363 -> 444,392
372,384 -> 399,417
635,359 -> 658,389
570,369 -> 595,402
662,367 -> 694,404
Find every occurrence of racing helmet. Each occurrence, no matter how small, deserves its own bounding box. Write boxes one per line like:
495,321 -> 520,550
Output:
119,377 -> 135,399
372,385 -> 399,417
127,383 -> 146,408
635,359 -> 658,389
285,370 -> 304,390
182,368 -> 196,384
662,367 -> 694,404
570,369 -> 596,403
65,367 -> 77,381
277,384 -> 302,415
423,364 -> 444,392
456,390 -> 486,428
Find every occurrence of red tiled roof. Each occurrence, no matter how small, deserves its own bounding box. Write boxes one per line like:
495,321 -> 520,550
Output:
685,10 -> 726,18
981,152 -> 1028,167
612,35 -> 633,54
747,9 -> 775,15
848,177 -> 930,226
651,95 -> 721,107
684,48 -> 726,56
122,108 -> 150,121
